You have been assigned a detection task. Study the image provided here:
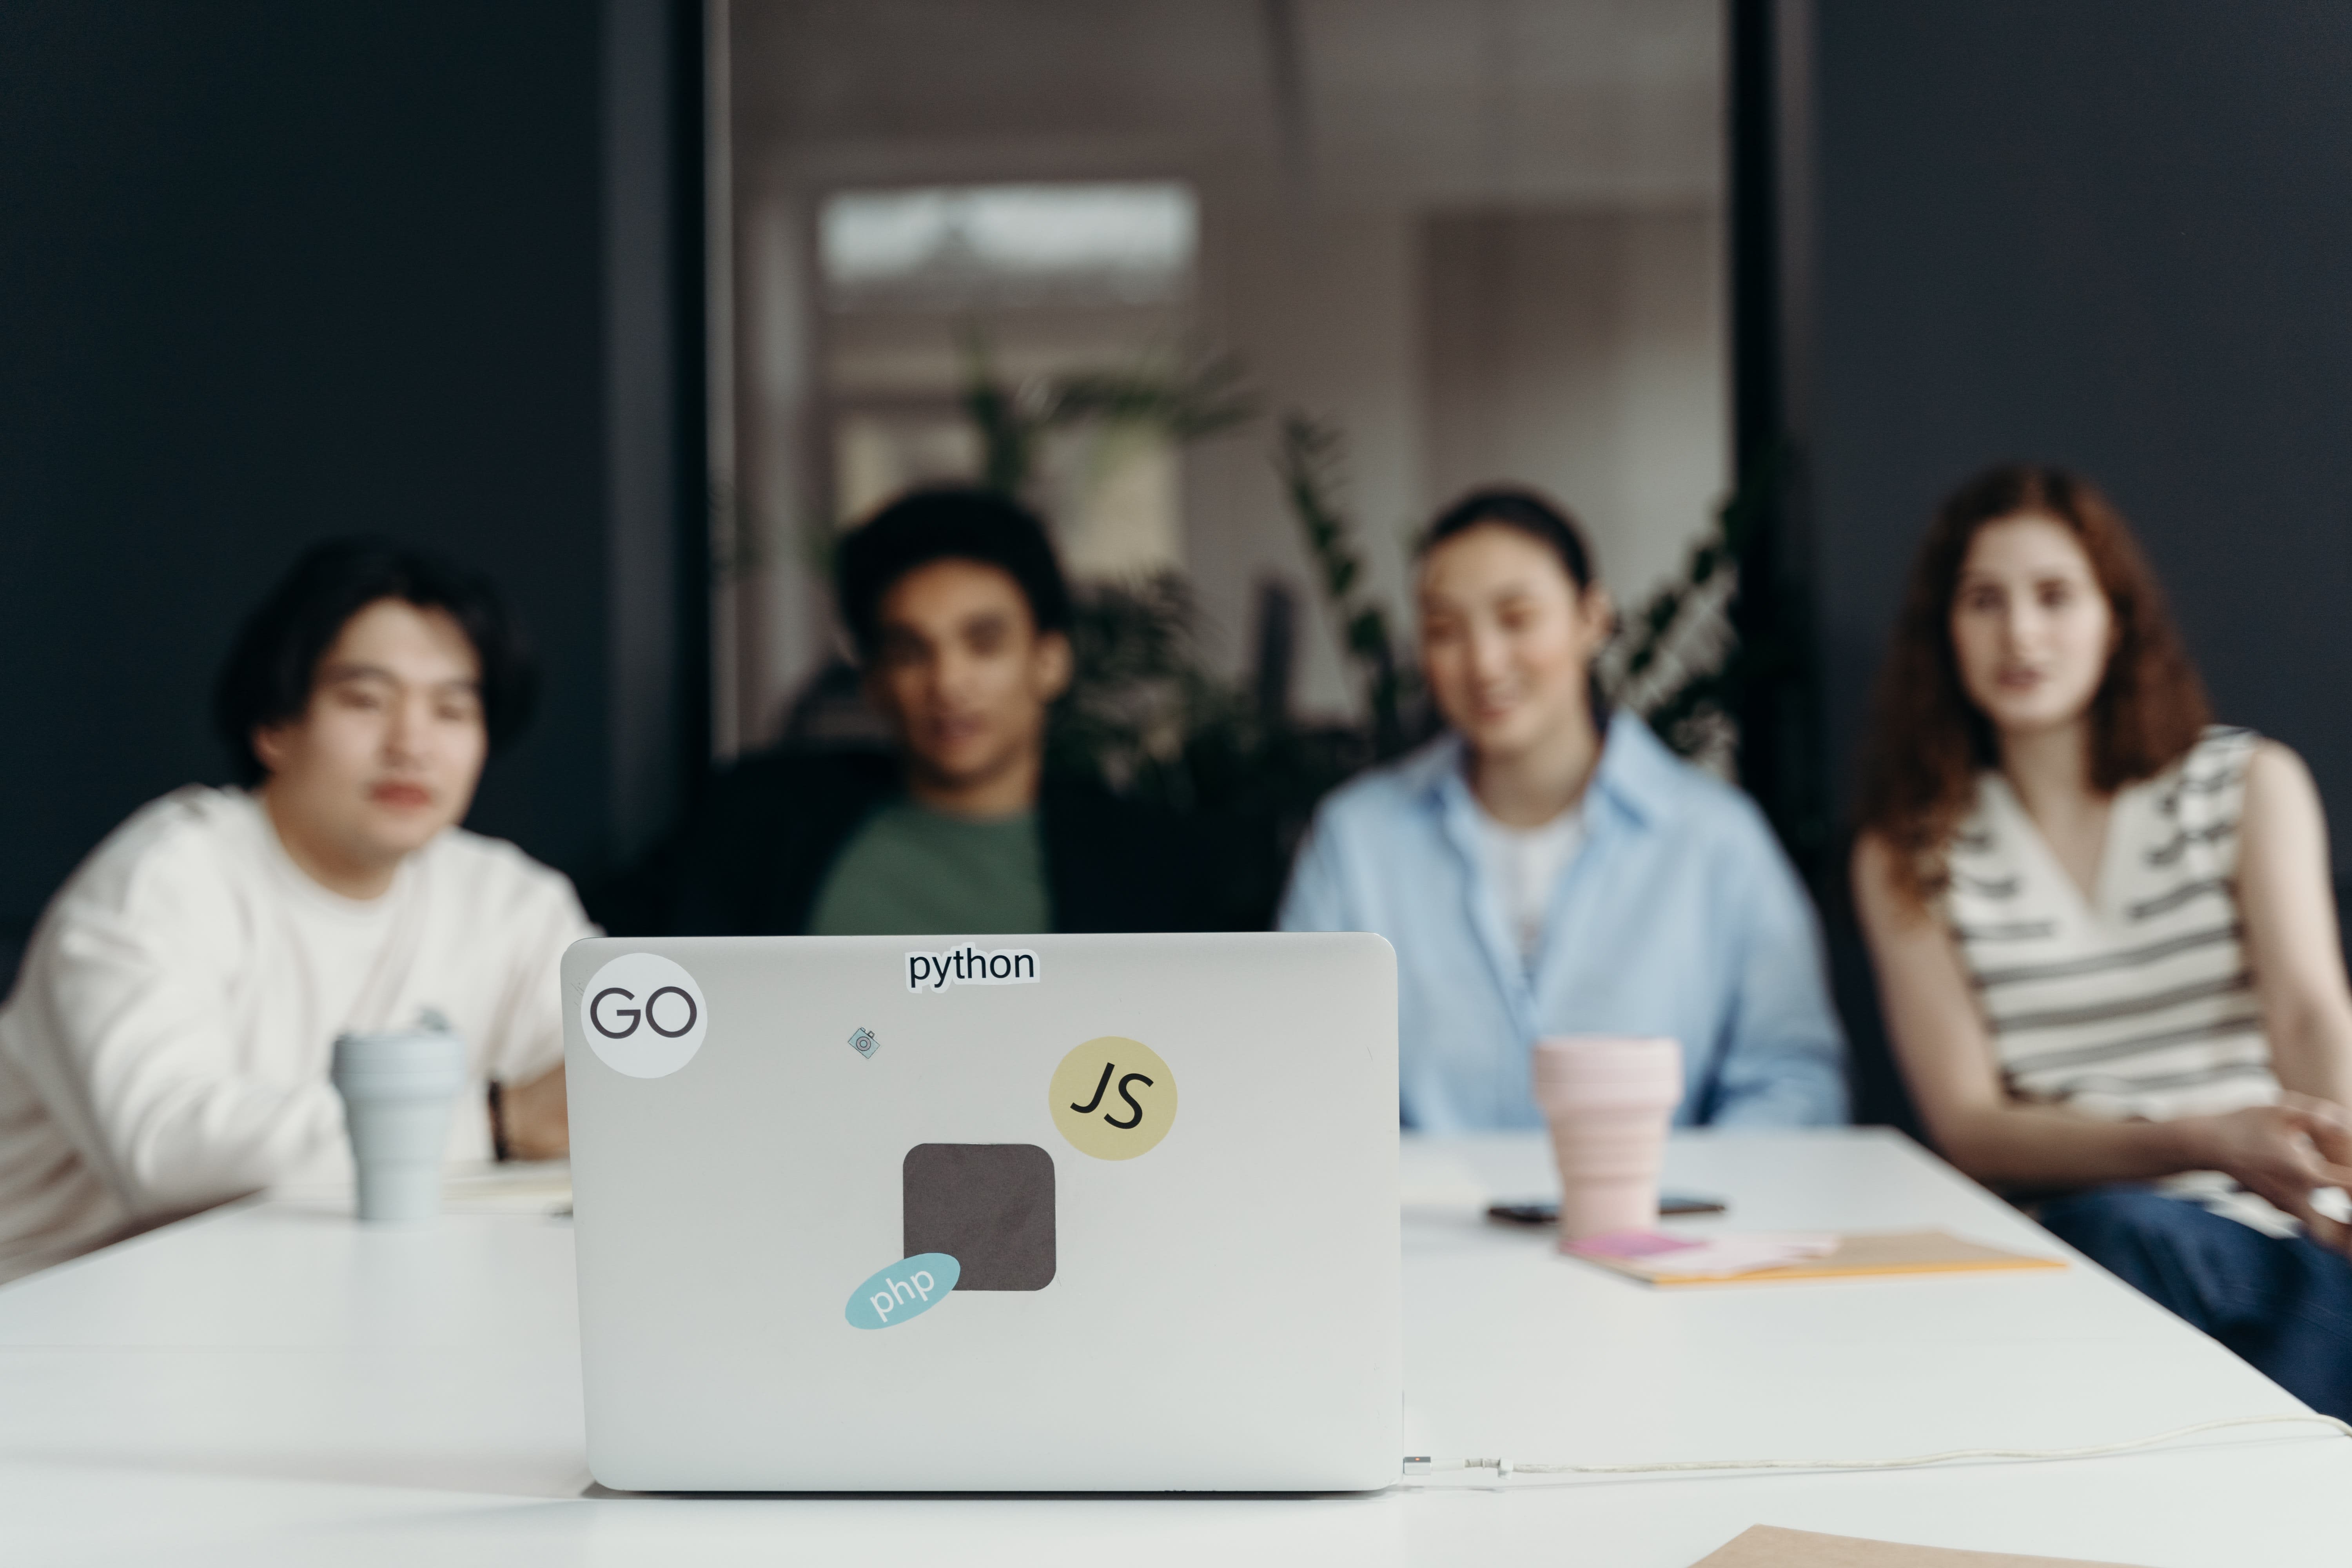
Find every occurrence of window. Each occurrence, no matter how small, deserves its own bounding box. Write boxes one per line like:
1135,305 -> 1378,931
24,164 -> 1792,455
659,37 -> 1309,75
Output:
820,183 -> 1198,310
815,181 -> 1198,579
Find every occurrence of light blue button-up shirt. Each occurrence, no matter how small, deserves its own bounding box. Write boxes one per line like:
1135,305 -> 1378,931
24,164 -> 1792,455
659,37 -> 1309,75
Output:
1278,713 -> 1847,1131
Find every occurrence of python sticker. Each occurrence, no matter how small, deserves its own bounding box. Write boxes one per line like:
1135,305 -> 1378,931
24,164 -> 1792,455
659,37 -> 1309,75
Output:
845,1253 -> 962,1329
905,942 -> 1039,993
1049,1037 -> 1178,1160
579,952 -> 709,1079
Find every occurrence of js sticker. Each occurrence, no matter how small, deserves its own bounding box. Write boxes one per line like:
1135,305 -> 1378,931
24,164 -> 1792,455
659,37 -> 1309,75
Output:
1049,1037 -> 1177,1160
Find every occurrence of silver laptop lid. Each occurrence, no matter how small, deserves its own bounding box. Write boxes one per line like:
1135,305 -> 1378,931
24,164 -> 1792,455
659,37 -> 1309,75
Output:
564,931 -> 1400,1492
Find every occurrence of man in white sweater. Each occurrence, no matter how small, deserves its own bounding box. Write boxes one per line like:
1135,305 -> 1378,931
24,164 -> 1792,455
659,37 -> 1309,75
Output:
0,540 -> 591,1282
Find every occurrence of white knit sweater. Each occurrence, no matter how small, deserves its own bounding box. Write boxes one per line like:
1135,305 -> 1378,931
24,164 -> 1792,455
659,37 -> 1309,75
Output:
0,787 -> 590,1281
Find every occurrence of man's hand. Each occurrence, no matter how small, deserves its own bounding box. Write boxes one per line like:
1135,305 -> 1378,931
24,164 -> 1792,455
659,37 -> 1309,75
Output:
2189,1094 -> 2352,1252
498,1065 -> 569,1161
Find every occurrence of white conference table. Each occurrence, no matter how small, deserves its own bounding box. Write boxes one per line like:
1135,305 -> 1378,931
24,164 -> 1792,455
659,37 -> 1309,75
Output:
1,1129 -> 2345,1566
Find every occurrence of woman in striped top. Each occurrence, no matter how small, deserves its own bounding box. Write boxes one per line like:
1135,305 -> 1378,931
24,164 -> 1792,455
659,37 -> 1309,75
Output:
1853,463 -> 2352,1417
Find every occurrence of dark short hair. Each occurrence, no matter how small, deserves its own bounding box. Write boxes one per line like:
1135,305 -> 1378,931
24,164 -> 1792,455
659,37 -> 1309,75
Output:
1419,486 -> 1599,590
835,486 -> 1073,660
212,538 -> 538,786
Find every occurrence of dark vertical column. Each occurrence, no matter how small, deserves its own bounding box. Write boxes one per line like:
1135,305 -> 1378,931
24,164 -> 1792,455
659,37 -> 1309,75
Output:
1726,0 -> 1826,878
0,1 -> 709,990
603,0 -> 710,866
0,2 -> 610,982
1728,0 -> 1786,501
1732,1 -> 1900,1130
668,0 -> 713,806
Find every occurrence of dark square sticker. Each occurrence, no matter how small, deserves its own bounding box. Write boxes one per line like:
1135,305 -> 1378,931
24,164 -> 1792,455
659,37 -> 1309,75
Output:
901,1143 -> 1056,1291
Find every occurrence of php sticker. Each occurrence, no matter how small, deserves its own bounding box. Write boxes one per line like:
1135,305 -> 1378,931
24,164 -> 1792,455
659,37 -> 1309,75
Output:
845,1252 -> 962,1330
1049,1037 -> 1178,1160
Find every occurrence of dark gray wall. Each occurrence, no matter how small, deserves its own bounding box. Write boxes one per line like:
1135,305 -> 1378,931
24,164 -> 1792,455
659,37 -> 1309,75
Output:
1815,0 -> 2352,837
0,2 -> 701,963
1810,0 -> 2352,1123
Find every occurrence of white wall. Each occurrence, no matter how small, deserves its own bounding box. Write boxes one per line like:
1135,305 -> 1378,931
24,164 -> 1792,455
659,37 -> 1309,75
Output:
1422,207 -> 1728,614
1182,199 -> 1728,719
1185,200 -> 1425,716
724,185 -> 828,751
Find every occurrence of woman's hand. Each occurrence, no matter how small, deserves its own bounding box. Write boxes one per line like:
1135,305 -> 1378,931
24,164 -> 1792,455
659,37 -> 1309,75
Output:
2182,1094 -> 2352,1252
497,1065 -> 570,1161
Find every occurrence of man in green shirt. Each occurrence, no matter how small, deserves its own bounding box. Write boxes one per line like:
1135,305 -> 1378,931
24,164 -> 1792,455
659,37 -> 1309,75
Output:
807,796 -> 1050,937
653,487 -> 1201,937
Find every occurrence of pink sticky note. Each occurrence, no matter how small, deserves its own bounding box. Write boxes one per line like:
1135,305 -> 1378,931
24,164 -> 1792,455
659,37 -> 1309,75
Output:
1570,1229 -> 1704,1260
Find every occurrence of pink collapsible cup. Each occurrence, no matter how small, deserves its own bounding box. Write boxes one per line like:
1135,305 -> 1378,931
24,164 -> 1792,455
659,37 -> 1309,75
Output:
1531,1036 -> 1683,1246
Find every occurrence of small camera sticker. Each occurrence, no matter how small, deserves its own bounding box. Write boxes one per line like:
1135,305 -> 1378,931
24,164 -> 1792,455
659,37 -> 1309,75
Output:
848,1027 -> 879,1060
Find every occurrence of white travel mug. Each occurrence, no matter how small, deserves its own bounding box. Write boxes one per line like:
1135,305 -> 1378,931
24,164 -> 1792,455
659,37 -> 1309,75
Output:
330,1027 -> 467,1223
1531,1036 -> 1684,1245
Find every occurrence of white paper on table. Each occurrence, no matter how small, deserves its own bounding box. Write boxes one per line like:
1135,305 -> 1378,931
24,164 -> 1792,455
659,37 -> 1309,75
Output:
1577,1231 -> 1841,1281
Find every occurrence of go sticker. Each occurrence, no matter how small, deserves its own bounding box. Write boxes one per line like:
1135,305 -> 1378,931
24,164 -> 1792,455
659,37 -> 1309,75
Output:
1049,1037 -> 1177,1160
579,959 -> 706,1081
846,1252 -> 961,1330
579,952 -> 708,1079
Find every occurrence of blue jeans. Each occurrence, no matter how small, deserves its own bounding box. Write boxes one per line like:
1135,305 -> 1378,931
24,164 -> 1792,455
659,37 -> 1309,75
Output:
2039,1186 -> 2352,1419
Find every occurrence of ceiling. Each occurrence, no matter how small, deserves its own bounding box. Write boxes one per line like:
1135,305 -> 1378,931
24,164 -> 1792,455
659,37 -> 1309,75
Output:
728,0 -> 1722,209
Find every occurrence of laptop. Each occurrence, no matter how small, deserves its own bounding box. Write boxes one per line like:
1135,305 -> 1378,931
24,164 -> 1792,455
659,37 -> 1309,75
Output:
562,930 -> 1401,1492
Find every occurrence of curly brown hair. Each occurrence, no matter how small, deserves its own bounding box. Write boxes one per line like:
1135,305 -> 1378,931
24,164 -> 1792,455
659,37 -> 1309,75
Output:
1854,463 -> 2211,907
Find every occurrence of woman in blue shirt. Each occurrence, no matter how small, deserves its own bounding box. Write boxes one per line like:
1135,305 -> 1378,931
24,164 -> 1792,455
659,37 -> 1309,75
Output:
1279,488 -> 1847,1131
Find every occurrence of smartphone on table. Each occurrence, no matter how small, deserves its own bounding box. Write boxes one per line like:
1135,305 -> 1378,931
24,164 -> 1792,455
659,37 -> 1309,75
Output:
1485,1194 -> 1726,1225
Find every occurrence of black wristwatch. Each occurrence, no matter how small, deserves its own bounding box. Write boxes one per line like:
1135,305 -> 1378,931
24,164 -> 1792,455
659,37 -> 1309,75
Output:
487,1080 -> 510,1163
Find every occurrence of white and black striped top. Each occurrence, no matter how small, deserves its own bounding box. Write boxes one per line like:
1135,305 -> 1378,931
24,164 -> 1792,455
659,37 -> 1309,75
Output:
1942,726 -> 2276,1123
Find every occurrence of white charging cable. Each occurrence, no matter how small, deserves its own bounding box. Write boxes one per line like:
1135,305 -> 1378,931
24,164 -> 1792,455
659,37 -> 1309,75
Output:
1402,1411 -> 2352,1480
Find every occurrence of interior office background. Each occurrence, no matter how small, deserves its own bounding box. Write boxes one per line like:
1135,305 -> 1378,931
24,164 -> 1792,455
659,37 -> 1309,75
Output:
714,0 -> 1729,749
6,2 -> 2352,1128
